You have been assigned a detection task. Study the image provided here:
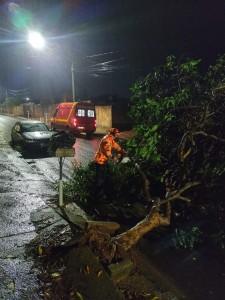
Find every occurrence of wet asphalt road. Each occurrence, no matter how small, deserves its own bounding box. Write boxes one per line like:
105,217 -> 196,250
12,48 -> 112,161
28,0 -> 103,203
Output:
0,147 -> 70,299
0,115 -> 125,299
30,133 -> 101,183
0,114 -> 102,183
0,115 -> 99,299
0,134 -> 55,299
0,114 -> 100,298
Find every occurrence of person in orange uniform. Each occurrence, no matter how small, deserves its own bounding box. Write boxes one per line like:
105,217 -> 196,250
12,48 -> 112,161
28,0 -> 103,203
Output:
94,128 -> 125,199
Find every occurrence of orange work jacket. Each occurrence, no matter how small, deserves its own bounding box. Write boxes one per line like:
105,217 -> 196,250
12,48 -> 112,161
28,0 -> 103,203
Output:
94,133 -> 124,165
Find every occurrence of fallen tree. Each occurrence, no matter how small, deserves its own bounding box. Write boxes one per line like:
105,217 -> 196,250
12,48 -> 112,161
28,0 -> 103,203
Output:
29,55 -> 225,300
65,54 -> 225,264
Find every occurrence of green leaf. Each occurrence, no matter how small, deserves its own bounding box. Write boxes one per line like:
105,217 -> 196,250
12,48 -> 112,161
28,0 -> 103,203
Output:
76,291 -> 84,300
149,124 -> 158,132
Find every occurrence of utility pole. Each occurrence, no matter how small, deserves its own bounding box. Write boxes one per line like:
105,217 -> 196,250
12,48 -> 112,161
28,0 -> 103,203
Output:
71,61 -> 75,102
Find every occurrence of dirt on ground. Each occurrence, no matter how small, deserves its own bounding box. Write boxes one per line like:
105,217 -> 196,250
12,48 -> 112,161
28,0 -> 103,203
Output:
30,239 -> 183,300
120,249 -> 185,300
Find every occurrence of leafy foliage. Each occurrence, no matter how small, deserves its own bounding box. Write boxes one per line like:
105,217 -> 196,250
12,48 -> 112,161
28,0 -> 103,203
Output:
64,160 -> 144,204
125,54 -> 225,243
66,54 -> 225,244
171,226 -> 202,249
128,54 -> 225,197
108,160 -> 145,204
64,163 -> 96,204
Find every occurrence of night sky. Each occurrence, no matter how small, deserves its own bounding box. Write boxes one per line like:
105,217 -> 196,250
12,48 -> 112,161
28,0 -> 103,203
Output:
1,0 -> 225,101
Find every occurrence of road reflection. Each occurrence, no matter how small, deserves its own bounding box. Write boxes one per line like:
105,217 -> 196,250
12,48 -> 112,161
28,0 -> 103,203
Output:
73,135 -> 101,166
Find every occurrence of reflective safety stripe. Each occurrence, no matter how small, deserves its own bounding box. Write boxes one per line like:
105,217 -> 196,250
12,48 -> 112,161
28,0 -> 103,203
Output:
94,133 -> 123,164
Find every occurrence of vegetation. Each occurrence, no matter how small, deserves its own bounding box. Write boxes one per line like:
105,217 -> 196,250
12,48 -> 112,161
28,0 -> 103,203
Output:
65,161 -> 144,211
171,226 -> 202,250
124,54 -> 225,249
65,54 -> 225,261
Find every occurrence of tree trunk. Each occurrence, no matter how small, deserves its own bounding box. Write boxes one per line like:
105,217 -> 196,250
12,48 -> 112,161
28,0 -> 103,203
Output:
114,208 -> 170,251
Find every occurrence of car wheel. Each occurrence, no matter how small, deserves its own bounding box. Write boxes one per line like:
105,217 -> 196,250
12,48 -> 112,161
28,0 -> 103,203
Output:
86,132 -> 92,139
10,135 -> 16,146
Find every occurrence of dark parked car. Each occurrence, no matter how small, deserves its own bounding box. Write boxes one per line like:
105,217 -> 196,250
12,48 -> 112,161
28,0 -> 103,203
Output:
48,130 -> 76,154
11,120 -> 55,150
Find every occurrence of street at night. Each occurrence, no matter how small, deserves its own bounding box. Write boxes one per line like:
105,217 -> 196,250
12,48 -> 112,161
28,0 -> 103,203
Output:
1,114 -> 225,300
0,1 -> 225,300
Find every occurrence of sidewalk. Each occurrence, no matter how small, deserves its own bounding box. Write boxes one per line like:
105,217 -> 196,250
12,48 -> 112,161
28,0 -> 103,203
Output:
0,130 -> 126,300
0,130 -> 70,299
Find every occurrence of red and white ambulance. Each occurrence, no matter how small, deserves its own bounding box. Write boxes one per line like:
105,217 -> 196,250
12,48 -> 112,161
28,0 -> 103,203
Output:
50,101 -> 96,137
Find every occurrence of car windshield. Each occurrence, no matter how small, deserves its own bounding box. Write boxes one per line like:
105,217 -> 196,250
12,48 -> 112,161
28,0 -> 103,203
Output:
21,123 -> 49,132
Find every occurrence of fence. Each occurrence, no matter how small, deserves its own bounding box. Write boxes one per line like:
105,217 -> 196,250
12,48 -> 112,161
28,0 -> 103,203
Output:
0,102 -> 112,134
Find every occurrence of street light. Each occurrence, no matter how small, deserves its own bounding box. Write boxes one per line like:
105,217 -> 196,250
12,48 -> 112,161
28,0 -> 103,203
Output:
71,61 -> 75,102
28,31 -> 75,102
27,31 -> 45,100
28,31 -> 45,50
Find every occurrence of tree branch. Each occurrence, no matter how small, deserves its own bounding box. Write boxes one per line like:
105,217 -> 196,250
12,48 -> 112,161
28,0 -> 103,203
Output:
135,162 -> 152,202
178,131 -> 194,161
177,196 -> 191,203
159,181 -> 201,205
193,131 -> 225,142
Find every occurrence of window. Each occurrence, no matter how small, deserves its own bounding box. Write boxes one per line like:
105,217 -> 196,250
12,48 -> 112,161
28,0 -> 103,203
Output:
87,109 -> 95,117
21,122 -> 49,132
77,109 -> 85,117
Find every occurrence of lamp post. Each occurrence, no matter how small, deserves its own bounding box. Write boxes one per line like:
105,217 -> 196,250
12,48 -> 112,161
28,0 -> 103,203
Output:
27,31 -> 45,100
28,31 -> 76,102
71,61 -> 75,102
27,31 -> 76,206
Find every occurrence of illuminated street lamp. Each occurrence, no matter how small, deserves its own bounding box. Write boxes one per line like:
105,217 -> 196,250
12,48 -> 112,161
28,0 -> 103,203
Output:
27,31 -> 45,100
28,31 -> 45,50
28,31 -> 75,102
